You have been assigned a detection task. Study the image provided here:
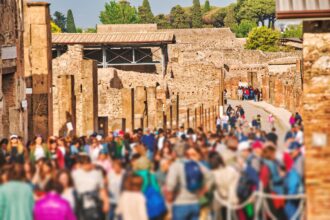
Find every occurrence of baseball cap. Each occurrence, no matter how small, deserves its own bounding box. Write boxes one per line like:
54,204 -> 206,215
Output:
252,141 -> 264,150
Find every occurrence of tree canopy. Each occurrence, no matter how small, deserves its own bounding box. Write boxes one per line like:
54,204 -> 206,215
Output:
246,26 -> 280,52
51,21 -> 62,33
170,5 -> 190,29
203,0 -> 211,14
138,0 -> 154,23
224,4 -> 237,30
66,9 -> 77,33
282,24 -> 303,38
237,0 -> 275,27
100,0 -> 139,24
191,0 -> 203,28
234,19 -> 257,38
53,11 -> 66,32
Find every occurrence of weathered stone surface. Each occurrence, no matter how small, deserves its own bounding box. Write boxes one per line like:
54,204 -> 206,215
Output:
52,45 -> 98,136
303,32 -> 330,220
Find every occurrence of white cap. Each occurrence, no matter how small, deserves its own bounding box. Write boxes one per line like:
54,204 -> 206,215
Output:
10,134 -> 18,140
96,135 -> 102,141
238,141 -> 250,151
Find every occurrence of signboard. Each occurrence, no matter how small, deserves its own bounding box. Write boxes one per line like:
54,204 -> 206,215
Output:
1,46 -> 17,60
276,0 -> 330,19
26,88 -> 33,94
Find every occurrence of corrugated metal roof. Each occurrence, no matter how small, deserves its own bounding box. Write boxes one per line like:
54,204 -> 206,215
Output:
52,32 -> 176,45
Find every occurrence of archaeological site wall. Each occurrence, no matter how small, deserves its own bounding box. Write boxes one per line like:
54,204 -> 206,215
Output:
52,27 -> 303,135
303,28 -> 330,220
52,45 -> 98,137
0,0 -> 26,139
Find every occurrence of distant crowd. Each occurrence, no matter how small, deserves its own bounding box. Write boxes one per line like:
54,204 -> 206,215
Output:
237,86 -> 262,102
0,104 -> 305,220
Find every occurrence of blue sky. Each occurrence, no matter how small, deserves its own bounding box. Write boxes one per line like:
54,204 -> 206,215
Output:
45,0 -> 236,28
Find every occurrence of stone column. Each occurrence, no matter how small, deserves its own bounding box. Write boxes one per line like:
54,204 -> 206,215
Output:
146,87 -> 156,129
122,88 -> 134,132
53,75 -> 74,136
134,86 -> 146,129
75,59 -> 98,136
303,23 -> 330,220
24,2 -> 53,139
156,88 -> 165,129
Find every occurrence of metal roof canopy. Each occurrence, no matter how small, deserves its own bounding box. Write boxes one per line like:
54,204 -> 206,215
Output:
52,32 -> 174,76
52,32 -> 176,46
276,0 -> 330,19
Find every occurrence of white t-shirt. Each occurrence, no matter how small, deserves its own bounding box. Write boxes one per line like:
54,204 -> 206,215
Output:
216,118 -> 221,126
221,115 -> 229,126
107,170 -> 124,204
158,136 -> 165,151
34,145 -> 45,160
89,145 -> 103,162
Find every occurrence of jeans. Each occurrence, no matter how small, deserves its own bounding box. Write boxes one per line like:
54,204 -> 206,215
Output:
172,204 -> 200,220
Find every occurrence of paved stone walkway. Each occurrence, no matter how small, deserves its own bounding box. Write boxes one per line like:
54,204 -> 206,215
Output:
227,99 -> 291,148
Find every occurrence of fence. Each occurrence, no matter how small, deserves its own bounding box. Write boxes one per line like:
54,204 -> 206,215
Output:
213,183 -> 306,220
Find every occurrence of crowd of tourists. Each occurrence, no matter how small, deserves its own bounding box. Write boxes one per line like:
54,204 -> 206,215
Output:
237,86 -> 262,102
0,105 -> 305,220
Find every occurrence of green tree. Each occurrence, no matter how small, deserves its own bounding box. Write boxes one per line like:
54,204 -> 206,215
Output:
203,0 -> 211,14
237,0 -> 275,27
138,0 -> 154,23
234,19 -> 257,37
191,0 -> 203,28
224,4 -> 237,30
66,9 -> 77,33
155,14 -> 171,29
53,11 -> 66,32
246,26 -> 280,51
76,27 -> 83,33
51,21 -> 61,33
212,8 -> 227,27
100,0 -> 138,24
282,24 -> 303,38
170,5 -> 190,29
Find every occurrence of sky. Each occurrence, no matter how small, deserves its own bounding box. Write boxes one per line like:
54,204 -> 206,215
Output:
44,0 -> 236,28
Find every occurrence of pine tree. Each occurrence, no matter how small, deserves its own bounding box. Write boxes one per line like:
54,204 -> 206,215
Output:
203,0 -> 211,14
192,0 -> 203,28
66,9 -> 76,33
138,0 -> 154,23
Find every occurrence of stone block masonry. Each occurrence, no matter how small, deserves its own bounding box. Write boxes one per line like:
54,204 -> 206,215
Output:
24,2 -> 53,139
303,27 -> 330,220
52,45 -> 98,137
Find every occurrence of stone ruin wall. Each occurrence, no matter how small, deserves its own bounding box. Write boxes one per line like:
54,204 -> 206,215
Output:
52,45 -> 98,137
0,0 -> 26,138
303,32 -> 330,220
52,28 -> 304,134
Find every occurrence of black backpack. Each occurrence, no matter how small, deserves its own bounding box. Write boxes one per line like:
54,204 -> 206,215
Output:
76,190 -> 103,220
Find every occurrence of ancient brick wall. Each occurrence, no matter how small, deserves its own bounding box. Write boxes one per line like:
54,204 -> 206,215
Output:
303,31 -> 330,220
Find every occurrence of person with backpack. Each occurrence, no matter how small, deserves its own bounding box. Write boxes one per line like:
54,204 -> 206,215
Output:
260,146 -> 287,219
72,154 -> 109,220
166,146 -> 212,220
284,142 -> 304,220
